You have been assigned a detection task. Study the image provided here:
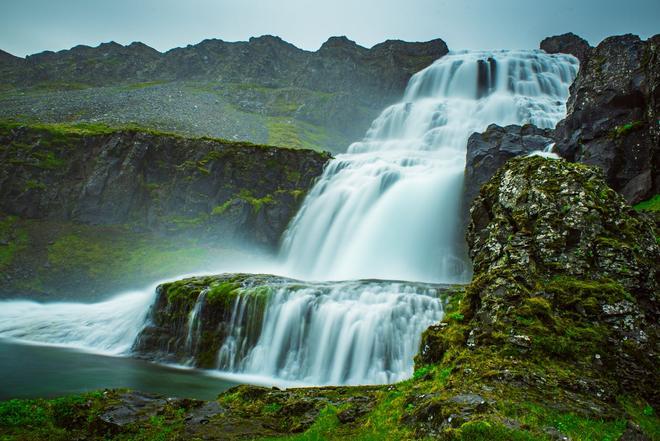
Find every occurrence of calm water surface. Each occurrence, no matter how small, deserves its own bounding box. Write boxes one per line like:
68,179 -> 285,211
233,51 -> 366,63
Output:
0,339 -> 239,400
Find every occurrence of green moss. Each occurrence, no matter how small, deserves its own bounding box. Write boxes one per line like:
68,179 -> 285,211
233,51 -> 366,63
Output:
237,189 -> 275,214
262,406 -> 340,441
634,194 -> 660,212
24,179 -> 47,191
446,420 -> 537,441
609,120 -> 644,139
447,312 -> 465,322
206,280 -> 241,306
211,200 -> 232,216
0,215 -> 28,269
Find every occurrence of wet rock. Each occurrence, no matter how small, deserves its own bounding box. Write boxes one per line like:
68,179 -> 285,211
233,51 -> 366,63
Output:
463,123 -> 554,221
555,34 -> 660,204
97,391 -> 167,429
540,32 -> 592,63
448,393 -> 488,411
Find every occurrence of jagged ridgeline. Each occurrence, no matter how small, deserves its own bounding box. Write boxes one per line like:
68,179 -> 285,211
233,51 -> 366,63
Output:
0,36 -> 448,153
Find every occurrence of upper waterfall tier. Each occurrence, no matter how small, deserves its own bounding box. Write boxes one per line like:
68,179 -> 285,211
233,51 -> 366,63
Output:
280,50 -> 578,283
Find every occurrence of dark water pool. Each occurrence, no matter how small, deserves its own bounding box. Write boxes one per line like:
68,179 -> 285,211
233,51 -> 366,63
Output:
0,340 -> 239,400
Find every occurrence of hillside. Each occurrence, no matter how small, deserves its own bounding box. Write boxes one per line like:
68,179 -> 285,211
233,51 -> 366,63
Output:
0,36 -> 448,153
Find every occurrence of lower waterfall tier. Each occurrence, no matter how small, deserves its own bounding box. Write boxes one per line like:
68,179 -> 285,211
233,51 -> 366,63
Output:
133,274 -> 451,386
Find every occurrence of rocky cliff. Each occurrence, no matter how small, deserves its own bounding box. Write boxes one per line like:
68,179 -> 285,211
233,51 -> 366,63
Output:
0,36 -> 448,153
540,32 -> 592,63
555,34 -> 660,204
0,121 -> 328,247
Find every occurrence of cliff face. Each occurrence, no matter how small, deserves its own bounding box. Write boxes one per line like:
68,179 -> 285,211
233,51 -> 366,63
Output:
0,36 -> 448,153
0,122 -> 329,300
0,122 -> 329,248
555,34 -> 660,204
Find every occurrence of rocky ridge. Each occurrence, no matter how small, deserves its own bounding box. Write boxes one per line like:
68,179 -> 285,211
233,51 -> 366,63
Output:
0,36 -> 448,152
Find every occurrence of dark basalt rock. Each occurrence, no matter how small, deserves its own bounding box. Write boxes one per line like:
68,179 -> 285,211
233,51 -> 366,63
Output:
555,34 -> 660,204
540,32 -> 592,63
0,125 -> 329,249
463,123 -> 554,220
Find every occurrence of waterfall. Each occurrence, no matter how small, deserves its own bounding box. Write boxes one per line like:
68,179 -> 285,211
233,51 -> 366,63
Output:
216,280 -> 445,386
0,287 -> 156,355
184,289 -> 207,362
280,50 -> 578,283
0,50 -> 579,389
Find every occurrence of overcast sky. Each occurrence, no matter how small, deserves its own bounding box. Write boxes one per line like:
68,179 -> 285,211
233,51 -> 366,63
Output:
1,0 -> 658,57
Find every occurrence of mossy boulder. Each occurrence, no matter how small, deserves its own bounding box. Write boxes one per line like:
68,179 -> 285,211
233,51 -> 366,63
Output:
415,156 -> 658,438
132,273 -> 290,368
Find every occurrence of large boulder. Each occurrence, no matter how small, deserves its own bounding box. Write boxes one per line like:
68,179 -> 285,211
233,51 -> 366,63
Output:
540,32 -> 592,63
555,34 -> 660,204
463,123 -> 553,218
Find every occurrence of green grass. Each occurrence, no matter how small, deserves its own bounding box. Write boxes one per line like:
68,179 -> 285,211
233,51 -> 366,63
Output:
634,194 -> 660,212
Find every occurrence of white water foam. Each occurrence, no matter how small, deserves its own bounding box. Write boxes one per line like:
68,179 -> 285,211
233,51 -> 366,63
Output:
280,50 -> 578,283
0,286 -> 157,355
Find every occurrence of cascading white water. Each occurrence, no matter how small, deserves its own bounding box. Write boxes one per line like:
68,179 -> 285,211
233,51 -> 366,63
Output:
216,280 -> 444,385
0,287 -> 156,355
184,289 -> 207,362
280,50 -> 578,283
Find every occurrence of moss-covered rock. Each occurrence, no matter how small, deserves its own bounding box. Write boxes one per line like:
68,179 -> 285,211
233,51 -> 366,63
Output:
133,273 -> 291,368
0,121 -> 330,251
414,156 -> 658,438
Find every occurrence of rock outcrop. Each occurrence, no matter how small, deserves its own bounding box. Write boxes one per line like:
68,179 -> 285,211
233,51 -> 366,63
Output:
463,124 -> 554,218
540,32 -> 592,63
0,122 -> 329,249
420,157 -> 659,419
555,34 -> 660,204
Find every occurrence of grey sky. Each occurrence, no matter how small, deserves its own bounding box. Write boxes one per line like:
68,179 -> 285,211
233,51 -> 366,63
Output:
1,0 -> 658,57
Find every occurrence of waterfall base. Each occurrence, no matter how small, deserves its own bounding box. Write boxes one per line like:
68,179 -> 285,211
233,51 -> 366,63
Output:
133,273 -> 451,386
